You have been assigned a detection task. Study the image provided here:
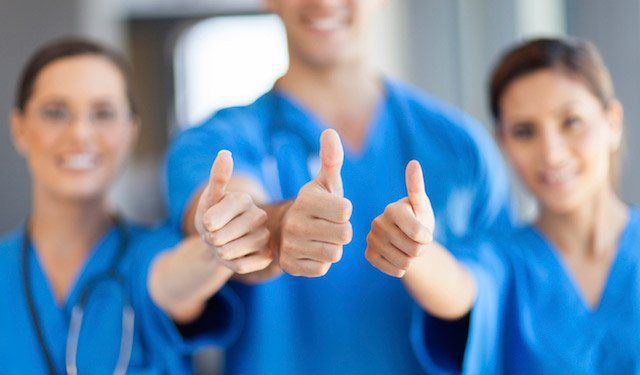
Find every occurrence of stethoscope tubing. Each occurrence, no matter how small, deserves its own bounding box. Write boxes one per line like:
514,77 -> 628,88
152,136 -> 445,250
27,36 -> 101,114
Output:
21,218 -> 134,375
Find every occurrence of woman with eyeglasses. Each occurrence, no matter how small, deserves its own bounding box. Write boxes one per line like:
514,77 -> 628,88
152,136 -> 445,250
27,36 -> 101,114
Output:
365,38 -> 639,373
0,38 -> 269,373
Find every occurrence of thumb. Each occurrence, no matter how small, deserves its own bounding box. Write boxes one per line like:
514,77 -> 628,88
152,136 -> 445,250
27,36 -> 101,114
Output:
405,160 -> 430,217
315,129 -> 344,195
205,150 -> 233,206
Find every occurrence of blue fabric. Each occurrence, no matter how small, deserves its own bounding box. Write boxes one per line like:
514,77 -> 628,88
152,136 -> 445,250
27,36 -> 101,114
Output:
413,207 -> 640,374
0,222 -> 242,374
165,79 -> 514,374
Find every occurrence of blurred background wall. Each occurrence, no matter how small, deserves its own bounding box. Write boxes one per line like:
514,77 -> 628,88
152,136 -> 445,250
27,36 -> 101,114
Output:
2,0 -> 639,232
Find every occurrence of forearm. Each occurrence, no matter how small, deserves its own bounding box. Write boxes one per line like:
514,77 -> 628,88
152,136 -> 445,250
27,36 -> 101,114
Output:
403,242 -> 476,320
149,237 -> 234,323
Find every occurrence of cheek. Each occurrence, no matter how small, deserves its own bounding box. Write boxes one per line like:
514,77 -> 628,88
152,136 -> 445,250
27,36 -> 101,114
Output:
503,140 -> 537,179
100,127 -> 135,162
22,128 -> 60,162
577,127 -> 612,177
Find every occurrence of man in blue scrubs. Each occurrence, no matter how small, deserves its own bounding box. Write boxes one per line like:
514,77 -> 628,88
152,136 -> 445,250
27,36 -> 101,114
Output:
166,0 -> 513,373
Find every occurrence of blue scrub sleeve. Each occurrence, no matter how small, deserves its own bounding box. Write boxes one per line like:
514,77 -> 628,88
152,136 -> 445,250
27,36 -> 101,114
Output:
411,240 -> 509,374
164,115 -> 264,229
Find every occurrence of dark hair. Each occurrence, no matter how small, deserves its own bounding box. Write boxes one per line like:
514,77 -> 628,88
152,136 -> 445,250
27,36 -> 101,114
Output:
14,37 -> 137,114
489,37 -> 614,123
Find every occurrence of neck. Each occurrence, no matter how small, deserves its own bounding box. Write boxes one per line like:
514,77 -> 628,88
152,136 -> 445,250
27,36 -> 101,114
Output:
276,55 -> 383,151
536,186 -> 628,258
29,187 -> 112,258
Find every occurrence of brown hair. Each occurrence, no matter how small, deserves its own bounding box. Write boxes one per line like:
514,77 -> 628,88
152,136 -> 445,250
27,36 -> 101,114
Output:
489,37 -> 621,186
14,37 -> 137,114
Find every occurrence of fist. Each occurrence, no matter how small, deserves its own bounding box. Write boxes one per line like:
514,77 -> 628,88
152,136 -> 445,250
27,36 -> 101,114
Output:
279,129 -> 353,277
195,150 -> 273,274
365,160 -> 435,277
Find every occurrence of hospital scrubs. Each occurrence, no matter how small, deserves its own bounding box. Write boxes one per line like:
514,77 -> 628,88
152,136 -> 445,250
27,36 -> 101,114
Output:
165,79 -> 513,374
412,207 -> 640,374
0,222 -> 243,374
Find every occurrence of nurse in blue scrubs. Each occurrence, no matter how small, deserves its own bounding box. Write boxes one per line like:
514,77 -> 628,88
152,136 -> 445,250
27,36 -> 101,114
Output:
165,0 -> 513,373
0,38 -> 262,373
366,38 -> 639,373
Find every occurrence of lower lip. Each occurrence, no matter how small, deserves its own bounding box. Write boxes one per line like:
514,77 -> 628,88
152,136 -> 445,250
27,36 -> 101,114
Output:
541,176 -> 576,191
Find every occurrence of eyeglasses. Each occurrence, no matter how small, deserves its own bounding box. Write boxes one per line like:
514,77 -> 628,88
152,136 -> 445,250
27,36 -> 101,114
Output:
34,105 -> 133,127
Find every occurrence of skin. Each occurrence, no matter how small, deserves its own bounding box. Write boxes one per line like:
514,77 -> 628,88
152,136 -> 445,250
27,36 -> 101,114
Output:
366,68 -> 628,319
184,0 -> 387,280
10,54 -> 230,323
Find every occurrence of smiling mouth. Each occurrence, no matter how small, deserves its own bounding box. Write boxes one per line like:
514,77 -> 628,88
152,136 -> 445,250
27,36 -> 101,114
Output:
59,153 -> 99,171
304,13 -> 349,32
540,168 -> 578,189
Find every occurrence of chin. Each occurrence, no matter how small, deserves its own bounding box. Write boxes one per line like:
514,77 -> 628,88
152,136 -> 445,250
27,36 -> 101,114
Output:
50,179 -> 108,203
538,191 -> 586,216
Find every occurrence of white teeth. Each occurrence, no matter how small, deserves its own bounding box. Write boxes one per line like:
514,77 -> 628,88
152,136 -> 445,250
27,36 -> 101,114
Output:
61,154 -> 97,171
308,16 -> 346,31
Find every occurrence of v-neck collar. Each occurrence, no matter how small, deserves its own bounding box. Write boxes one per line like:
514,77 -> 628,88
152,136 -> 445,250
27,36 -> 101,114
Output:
269,80 -> 393,162
526,208 -> 637,314
27,225 -> 120,313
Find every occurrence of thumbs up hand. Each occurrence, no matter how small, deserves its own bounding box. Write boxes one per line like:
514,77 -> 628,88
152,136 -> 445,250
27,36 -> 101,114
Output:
365,160 -> 435,277
195,150 -> 273,274
279,129 -> 353,277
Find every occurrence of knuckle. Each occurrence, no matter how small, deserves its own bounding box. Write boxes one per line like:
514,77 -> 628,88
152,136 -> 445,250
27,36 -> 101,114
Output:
310,263 -> 330,277
234,262 -> 250,275
407,242 -> 422,257
392,269 -> 406,278
254,208 -> 268,225
406,222 -> 424,242
216,246 -> 232,260
210,233 -> 226,247
238,192 -> 253,207
364,248 -> 375,262
337,198 -> 352,222
324,245 -> 342,263
398,256 -> 411,270
339,223 -> 353,244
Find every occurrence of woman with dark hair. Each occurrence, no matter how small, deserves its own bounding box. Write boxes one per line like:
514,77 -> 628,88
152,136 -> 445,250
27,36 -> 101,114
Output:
0,38 -> 269,373
365,37 -> 639,373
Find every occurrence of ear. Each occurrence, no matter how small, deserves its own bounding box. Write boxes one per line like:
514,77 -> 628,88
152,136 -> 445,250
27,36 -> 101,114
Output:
605,99 -> 624,152
9,109 -> 29,156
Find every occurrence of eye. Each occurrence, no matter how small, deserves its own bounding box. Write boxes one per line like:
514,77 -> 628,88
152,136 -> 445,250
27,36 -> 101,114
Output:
91,106 -> 119,125
40,106 -> 69,123
563,114 -> 583,130
509,122 -> 535,139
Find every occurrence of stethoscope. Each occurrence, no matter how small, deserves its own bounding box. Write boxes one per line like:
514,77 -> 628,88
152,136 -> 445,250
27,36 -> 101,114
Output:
21,218 -> 135,375
261,80 -> 420,201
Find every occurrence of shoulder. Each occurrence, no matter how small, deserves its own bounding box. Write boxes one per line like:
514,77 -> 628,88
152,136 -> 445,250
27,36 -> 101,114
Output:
388,80 -> 500,178
388,80 -> 491,143
0,229 -> 23,262
173,94 -> 273,145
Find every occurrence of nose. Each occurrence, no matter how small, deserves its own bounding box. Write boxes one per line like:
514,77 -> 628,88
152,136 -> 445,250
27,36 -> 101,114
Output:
539,128 -> 569,168
66,115 -> 93,145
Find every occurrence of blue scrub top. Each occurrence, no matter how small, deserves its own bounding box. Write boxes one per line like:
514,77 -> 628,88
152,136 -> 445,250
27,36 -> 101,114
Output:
412,207 -> 640,374
165,79 -> 513,374
0,222 -> 243,374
